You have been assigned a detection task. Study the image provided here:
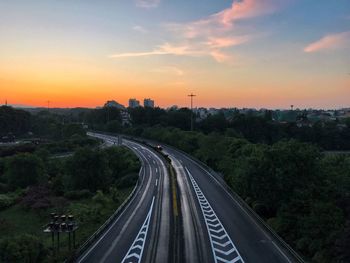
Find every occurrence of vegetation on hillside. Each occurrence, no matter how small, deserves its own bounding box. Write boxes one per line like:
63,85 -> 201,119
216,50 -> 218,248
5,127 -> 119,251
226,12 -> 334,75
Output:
0,106 -> 141,262
2,105 -> 350,262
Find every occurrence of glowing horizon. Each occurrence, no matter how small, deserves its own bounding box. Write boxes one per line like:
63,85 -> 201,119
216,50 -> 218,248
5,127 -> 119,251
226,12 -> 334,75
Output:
1,0 -> 349,109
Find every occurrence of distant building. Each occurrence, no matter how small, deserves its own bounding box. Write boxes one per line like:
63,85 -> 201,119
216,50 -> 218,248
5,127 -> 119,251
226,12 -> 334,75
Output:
144,98 -> 154,108
104,100 -> 125,110
129,98 -> 140,108
120,111 -> 131,126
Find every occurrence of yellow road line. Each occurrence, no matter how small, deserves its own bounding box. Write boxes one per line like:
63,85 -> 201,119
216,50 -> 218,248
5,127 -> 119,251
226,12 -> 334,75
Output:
171,167 -> 179,217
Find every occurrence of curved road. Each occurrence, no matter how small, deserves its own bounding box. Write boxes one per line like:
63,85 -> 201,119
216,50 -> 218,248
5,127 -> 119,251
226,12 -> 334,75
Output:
163,144 -> 296,263
78,133 -> 170,263
79,132 -> 301,263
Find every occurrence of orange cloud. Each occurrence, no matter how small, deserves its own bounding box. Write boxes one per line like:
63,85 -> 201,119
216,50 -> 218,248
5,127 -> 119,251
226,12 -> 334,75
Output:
304,31 -> 350,53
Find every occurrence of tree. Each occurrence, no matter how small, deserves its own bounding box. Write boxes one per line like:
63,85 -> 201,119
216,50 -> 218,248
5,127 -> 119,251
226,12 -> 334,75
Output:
107,120 -> 122,133
0,234 -> 45,263
62,123 -> 86,139
0,106 -> 31,136
197,112 -> 227,133
5,153 -> 44,188
65,148 -> 111,192
103,146 -> 140,183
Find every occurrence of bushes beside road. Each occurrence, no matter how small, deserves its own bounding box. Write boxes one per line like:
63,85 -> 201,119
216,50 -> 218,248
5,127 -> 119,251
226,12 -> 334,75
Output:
0,144 -> 141,262
126,126 -> 350,262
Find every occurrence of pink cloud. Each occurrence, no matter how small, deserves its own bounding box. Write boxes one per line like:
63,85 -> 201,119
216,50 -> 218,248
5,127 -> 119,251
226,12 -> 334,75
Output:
217,0 -> 279,26
112,0 -> 282,64
207,36 -> 250,48
210,50 -> 235,63
304,31 -> 350,53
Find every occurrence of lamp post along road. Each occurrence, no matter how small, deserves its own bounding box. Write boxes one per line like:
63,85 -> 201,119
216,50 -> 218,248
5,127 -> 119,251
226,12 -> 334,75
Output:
188,93 -> 196,131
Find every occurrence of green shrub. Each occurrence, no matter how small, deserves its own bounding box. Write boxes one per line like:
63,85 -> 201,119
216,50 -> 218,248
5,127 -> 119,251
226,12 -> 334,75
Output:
117,173 -> 138,188
64,189 -> 92,200
5,153 -> 44,188
0,183 -> 10,194
252,201 -> 269,216
0,194 -> 13,210
0,234 -> 45,263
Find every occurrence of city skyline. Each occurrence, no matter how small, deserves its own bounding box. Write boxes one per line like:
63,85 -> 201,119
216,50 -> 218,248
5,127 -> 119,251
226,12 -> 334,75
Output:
1,0 -> 349,109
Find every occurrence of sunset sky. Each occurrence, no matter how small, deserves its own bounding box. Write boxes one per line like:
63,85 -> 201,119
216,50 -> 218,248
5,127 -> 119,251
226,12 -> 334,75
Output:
0,0 -> 349,109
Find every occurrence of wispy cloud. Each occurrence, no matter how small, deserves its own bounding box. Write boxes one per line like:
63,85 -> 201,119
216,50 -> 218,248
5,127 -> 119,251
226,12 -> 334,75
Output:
110,43 -> 205,58
304,31 -> 350,53
113,0 -> 282,64
135,0 -> 160,9
132,25 -> 148,34
151,66 -> 184,76
110,50 -> 168,58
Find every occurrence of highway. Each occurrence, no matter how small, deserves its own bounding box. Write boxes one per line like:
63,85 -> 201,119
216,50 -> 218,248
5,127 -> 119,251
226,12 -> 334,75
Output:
78,132 -> 301,263
163,144 -> 297,263
77,133 -> 171,263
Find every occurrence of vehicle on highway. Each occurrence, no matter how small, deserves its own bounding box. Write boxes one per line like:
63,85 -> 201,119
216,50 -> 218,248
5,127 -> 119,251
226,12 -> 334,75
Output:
155,145 -> 163,151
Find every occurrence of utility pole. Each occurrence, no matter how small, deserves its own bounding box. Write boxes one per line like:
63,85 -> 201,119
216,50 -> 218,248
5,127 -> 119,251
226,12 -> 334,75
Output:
188,93 -> 196,131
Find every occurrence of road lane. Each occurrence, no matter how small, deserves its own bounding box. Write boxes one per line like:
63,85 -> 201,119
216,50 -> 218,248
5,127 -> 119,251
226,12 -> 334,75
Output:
81,132 -> 301,263
77,133 -> 170,263
163,144 -> 299,263
169,153 -> 211,263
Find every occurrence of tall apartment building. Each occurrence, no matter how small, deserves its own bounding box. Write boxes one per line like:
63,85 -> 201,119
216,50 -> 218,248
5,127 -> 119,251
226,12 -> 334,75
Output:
129,98 -> 140,108
144,98 -> 154,108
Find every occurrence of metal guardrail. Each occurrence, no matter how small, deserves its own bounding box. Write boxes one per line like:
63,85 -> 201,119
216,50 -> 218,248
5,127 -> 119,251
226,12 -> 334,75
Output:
88,131 -> 305,262
122,134 -> 305,263
66,155 -> 143,262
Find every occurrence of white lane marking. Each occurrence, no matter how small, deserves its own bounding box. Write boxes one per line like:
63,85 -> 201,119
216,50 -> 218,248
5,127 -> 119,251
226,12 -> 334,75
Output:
76,151 -> 146,262
121,197 -> 155,263
153,160 -> 156,165
155,168 -> 158,173
155,179 -> 158,186
185,167 -> 244,263
179,152 -> 293,263
97,148 -> 153,261
82,136 -> 154,263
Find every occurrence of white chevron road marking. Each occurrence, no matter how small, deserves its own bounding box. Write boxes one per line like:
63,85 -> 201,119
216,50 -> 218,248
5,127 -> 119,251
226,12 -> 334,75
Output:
186,167 -> 244,263
121,197 -> 155,263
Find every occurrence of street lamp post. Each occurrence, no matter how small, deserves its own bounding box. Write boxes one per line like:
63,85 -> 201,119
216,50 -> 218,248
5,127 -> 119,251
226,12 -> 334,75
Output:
188,93 -> 196,131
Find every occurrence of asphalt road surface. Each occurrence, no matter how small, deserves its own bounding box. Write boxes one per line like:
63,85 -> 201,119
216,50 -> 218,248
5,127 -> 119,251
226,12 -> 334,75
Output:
77,133 -> 170,263
78,132 -> 300,263
163,144 -> 296,263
